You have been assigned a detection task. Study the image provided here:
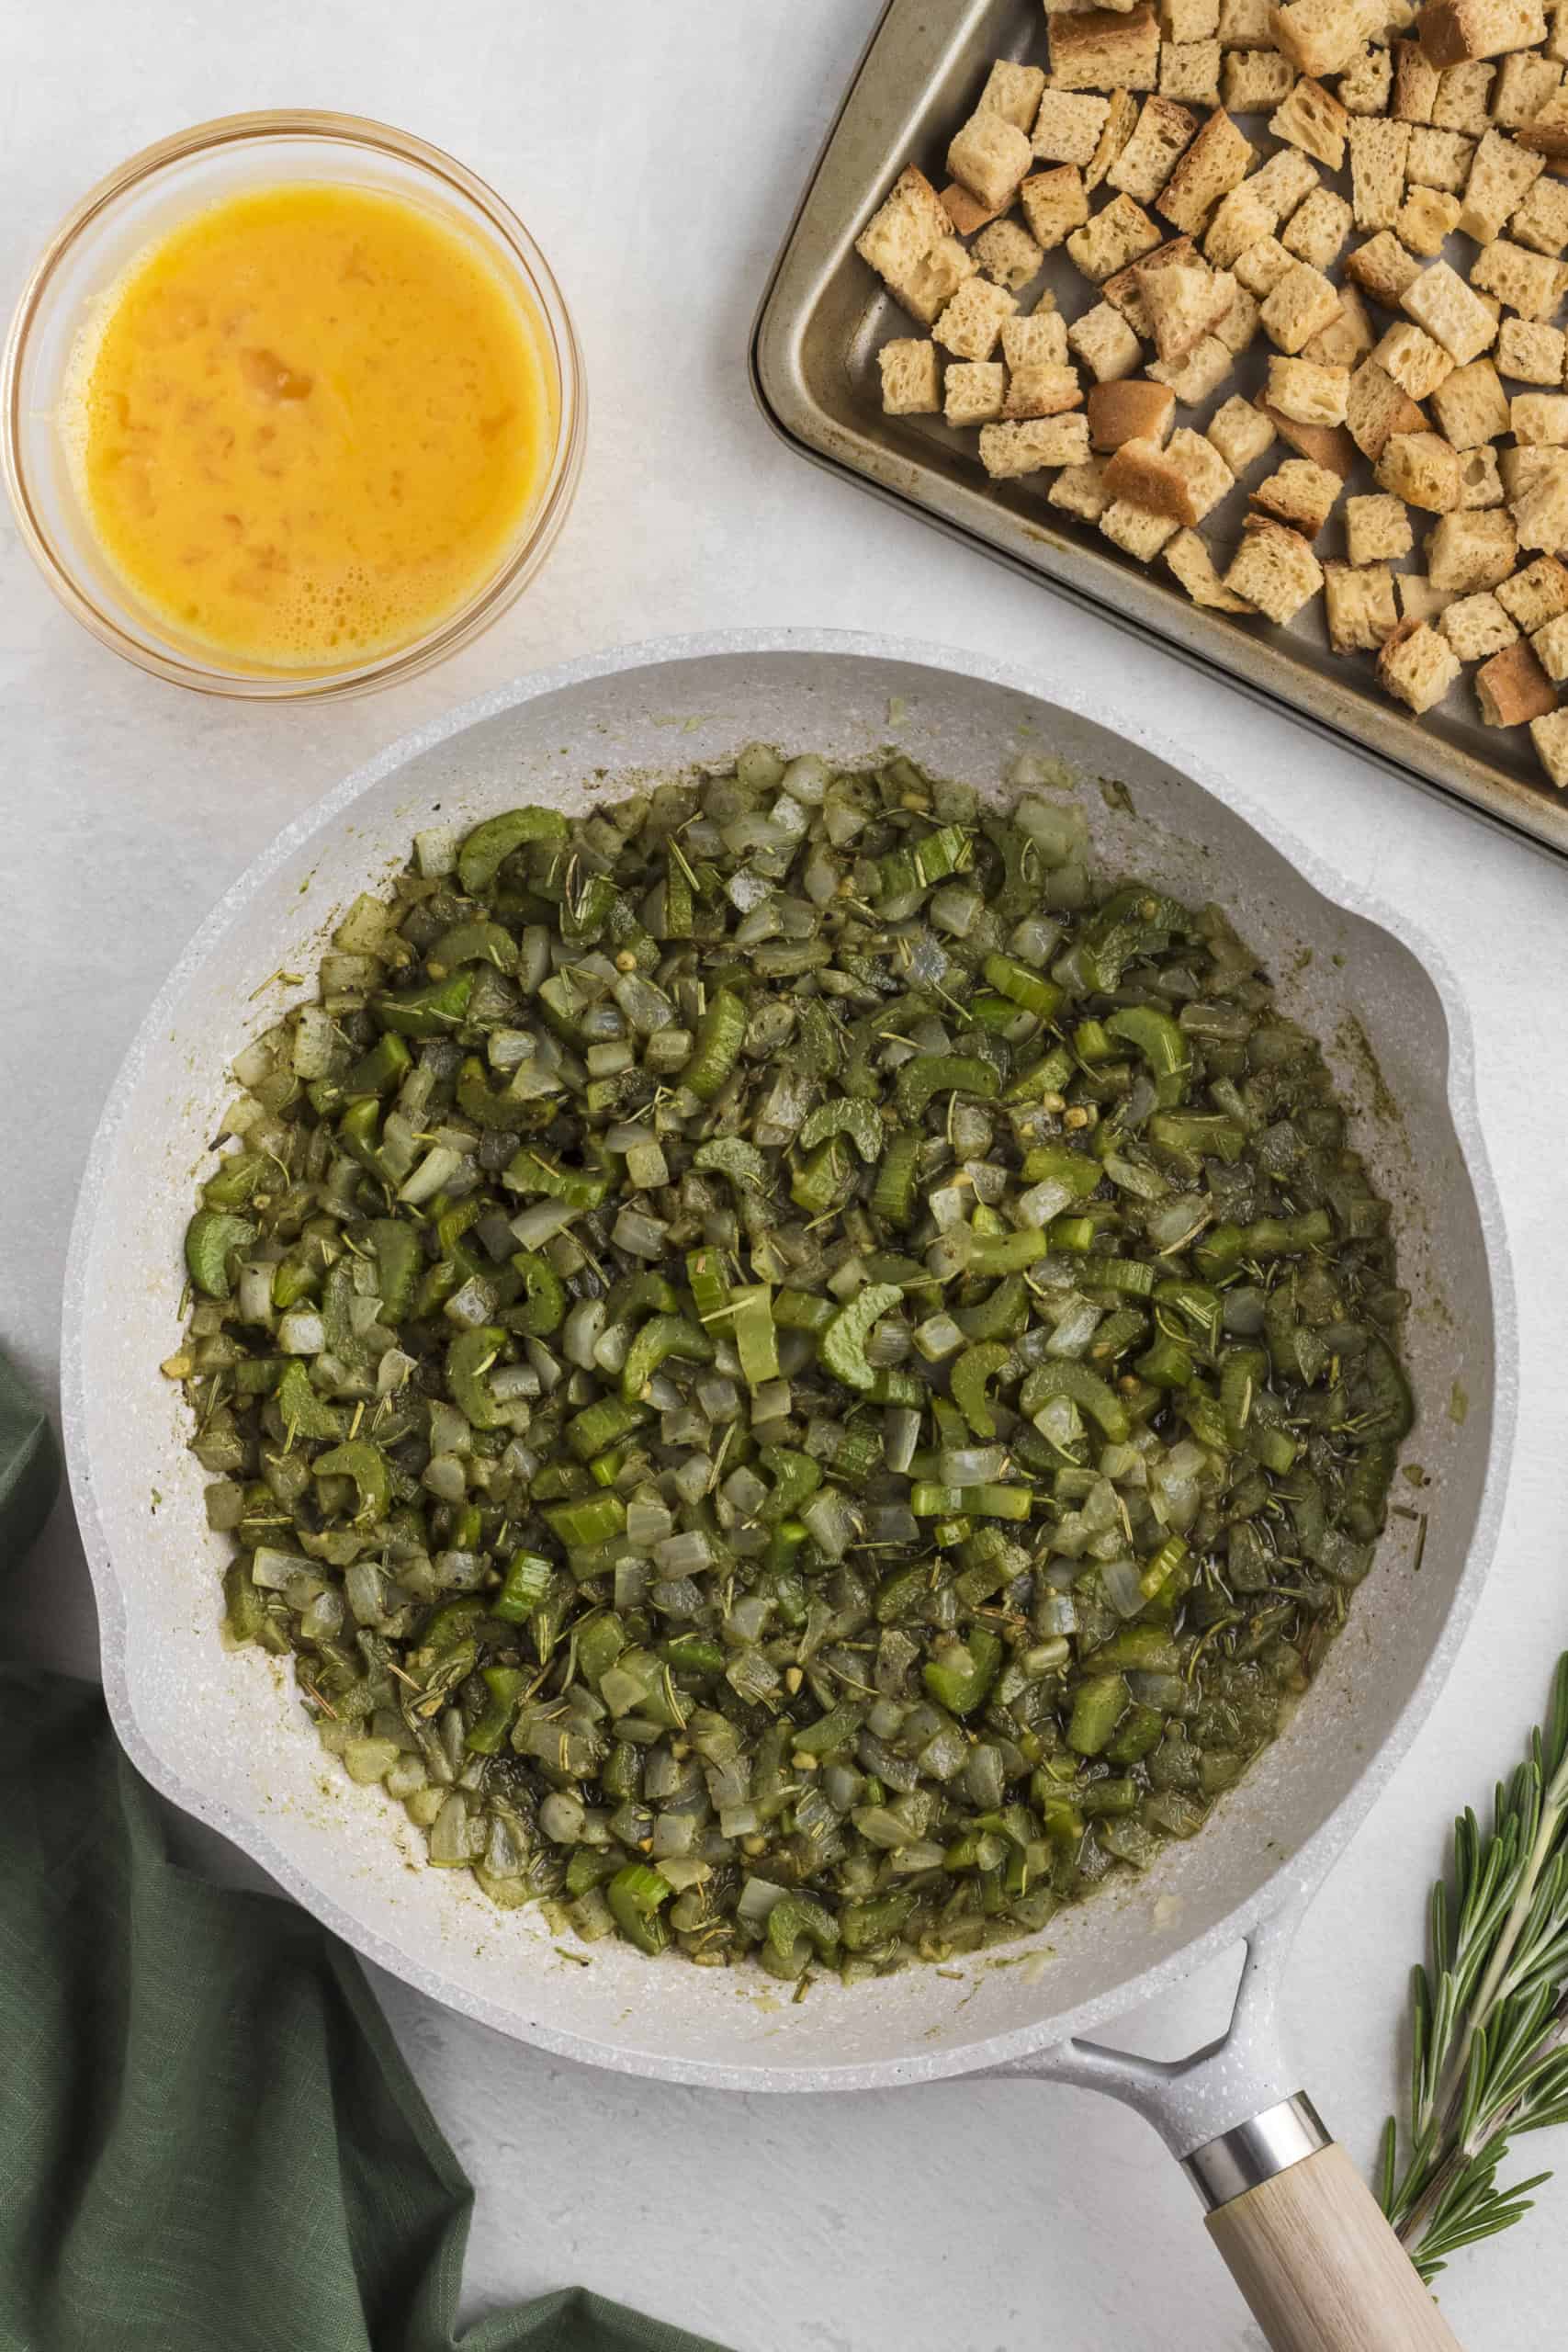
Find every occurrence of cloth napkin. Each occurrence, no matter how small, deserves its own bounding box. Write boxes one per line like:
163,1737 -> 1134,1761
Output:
0,1351 -> 727,2352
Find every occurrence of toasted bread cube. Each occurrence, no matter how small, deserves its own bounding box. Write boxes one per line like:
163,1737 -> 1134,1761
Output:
1348,119 -> 1414,227
1397,185 -> 1463,253
1347,491 -> 1416,560
1087,90 -> 1144,190
1148,333 -> 1237,399
1165,528 -> 1255,607
878,339 -> 943,414
978,414 -> 1094,474
1375,321 -> 1455,400
1220,0 -> 1275,40
980,59 -> 1049,130
1458,444 -> 1506,505
1498,552 -> 1568,623
856,167 -> 953,289
886,237 -> 978,327
1138,259 -> 1235,358
1162,0 -> 1221,38
1529,704 -> 1568,780
1377,428 -> 1464,507
1417,0 -> 1545,64
1283,187 -> 1355,266
1208,393 -> 1279,470
1510,174 -> 1568,252
1260,262 -> 1343,353
1268,355 -> 1352,421
1109,98 -> 1202,202
1551,0 -> 1568,60
1235,235 -> 1297,295
1434,62 -> 1498,133
933,277 -> 1019,359
1100,497 -> 1181,556
1393,37 -> 1443,119
1049,456 -> 1114,519
1165,424 -> 1237,514
1156,109 -> 1257,230
1032,91 -> 1113,165
1378,618 -> 1461,708
1005,361 -> 1088,418
1305,281 -> 1378,367
1429,357 -> 1511,444
1253,453 -> 1344,530
1269,76 -> 1349,168
1271,0 -> 1384,74
1205,186 -> 1278,266
1500,443 -> 1568,498
1497,316 -> 1568,379
1106,234 -> 1201,332
1260,401 -> 1358,473
1512,390 -> 1568,443
1102,433 -> 1206,518
1223,48 -> 1299,105
944,360 -> 1008,424
1476,637 -> 1558,718
1439,589 -> 1518,654
1067,192 -> 1164,280
949,110 -> 1034,211
1216,282 -> 1263,354
1462,136 -> 1548,231
1004,313 -> 1071,368
1533,611 -> 1568,676
1248,147 -> 1323,216
942,183 -> 1004,236
1427,505 -> 1519,586
1224,514 -> 1326,616
1495,53 -> 1564,126
1089,379 -> 1179,447
1472,237 -> 1568,317
1162,39 -> 1224,100
1407,127 -> 1477,192
1348,356 -> 1430,457
970,220 -> 1042,292
1050,5 -> 1163,90
1325,560 -> 1401,647
1397,573 -> 1457,622
1346,231 -> 1425,306
1068,300 -> 1145,379
1339,42 -> 1395,112
1401,261 -> 1497,362
1516,89 -> 1568,154
1020,168 -> 1092,254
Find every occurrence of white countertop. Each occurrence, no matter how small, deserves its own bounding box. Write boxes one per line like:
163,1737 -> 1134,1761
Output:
5,6 -> 1564,2346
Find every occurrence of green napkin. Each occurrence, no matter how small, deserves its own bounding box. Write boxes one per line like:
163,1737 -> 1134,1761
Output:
0,1352 -> 727,2352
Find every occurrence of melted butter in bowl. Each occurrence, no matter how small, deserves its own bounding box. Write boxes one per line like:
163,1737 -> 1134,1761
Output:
62,182 -> 557,672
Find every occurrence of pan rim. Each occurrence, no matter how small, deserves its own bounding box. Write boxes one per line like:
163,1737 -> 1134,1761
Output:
59,626 -> 1518,2092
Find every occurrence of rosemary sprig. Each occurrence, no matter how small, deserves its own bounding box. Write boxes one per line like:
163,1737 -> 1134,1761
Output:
1379,1653 -> 1568,2279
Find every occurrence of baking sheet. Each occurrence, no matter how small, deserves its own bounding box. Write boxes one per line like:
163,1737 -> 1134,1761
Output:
750,0 -> 1568,863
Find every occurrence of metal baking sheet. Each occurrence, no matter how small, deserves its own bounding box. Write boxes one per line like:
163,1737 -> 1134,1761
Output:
750,0 -> 1568,863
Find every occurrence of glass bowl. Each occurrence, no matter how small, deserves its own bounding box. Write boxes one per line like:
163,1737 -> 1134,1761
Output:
2,110 -> 585,699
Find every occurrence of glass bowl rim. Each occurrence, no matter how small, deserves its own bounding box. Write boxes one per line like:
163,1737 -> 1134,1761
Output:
1,107 -> 586,700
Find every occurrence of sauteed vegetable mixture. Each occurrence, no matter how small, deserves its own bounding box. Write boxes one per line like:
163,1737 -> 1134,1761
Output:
168,750 -> 1411,1979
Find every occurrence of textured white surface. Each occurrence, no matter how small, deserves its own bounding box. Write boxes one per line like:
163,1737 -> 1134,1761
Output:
3,5 -> 1565,2346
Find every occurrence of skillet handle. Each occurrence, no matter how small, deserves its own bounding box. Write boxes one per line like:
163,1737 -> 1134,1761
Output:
1192,2109 -> 1463,2352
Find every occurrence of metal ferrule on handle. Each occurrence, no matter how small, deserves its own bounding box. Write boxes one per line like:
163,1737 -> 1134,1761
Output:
1183,2092 -> 1331,2212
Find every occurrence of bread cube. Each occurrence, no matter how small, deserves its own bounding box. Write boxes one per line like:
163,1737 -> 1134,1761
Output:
1271,0 -> 1385,74
1512,390 -> 1568,442
1105,235 -> 1200,334
1471,237 -> 1568,317
1348,119 -> 1414,227
980,59 -> 1049,130
942,183 -> 1003,236
1235,235 -> 1297,296
1498,317 -> 1568,380
1347,357 -> 1430,458
1283,187 -> 1355,266
1224,514 -> 1325,616
1510,174 -> 1568,254
1459,130 -> 1545,237
1253,454 -> 1344,531
1346,491 -> 1416,561
1377,618 -> 1461,709
1220,0 -> 1276,40
1165,528 -> 1256,609
1148,334 -> 1237,399
944,360 -> 1008,424
1269,76 -> 1349,168
1249,147 -> 1323,216
1407,127 -> 1477,192
1205,188 -> 1277,269
878,340 -> 943,414
970,222 -> 1039,293
1208,393 -> 1279,471
1108,97 -> 1201,202
1102,433 -> 1205,519
1377,429 -> 1464,508
1427,505 -> 1519,586
1374,322 -> 1454,401
1458,445 -> 1506,507
1303,282 -> 1377,368
1397,186 -> 1463,253
1261,402 -> 1358,474
1020,169 -> 1091,254
1397,574 -> 1458,623
1260,262 -> 1343,354
1161,0 -> 1221,40
1346,231 -> 1424,307
1529,705 -> 1568,782
1087,90 -> 1144,191
1393,37 -> 1444,119
1497,552 -> 1568,624
1417,0 -> 1546,65
1068,300 -> 1145,379
1341,44 -> 1396,113
978,414 -> 1093,474
1433,61 -> 1497,130
1429,357 -> 1511,445
1100,498 -> 1181,557
856,167 -> 953,289
1162,40 -> 1224,101
1005,362 -> 1088,418
1223,49 -> 1299,105
1268,355 -> 1352,422
949,110 -> 1034,211
1439,590 -> 1518,655
933,277 -> 1019,359
886,237 -> 978,327
1325,560 -> 1401,648
1050,6 -> 1163,91
1165,424 -> 1237,515
1032,92 -> 1113,165
1493,51 -> 1564,124
1003,313 -> 1070,368
1139,259 -> 1236,359
1049,457 -> 1114,520
1156,109 -> 1257,231
1066,193 -> 1163,281
1401,261 -> 1497,363
1476,638 -> 1557,718
1089,379 -> 1179,447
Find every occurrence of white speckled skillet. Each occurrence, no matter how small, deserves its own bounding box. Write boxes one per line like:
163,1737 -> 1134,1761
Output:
62,635 -> 1514,2351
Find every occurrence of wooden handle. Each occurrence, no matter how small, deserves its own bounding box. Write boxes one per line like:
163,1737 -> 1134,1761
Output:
1205,2143 -> 1464,2352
